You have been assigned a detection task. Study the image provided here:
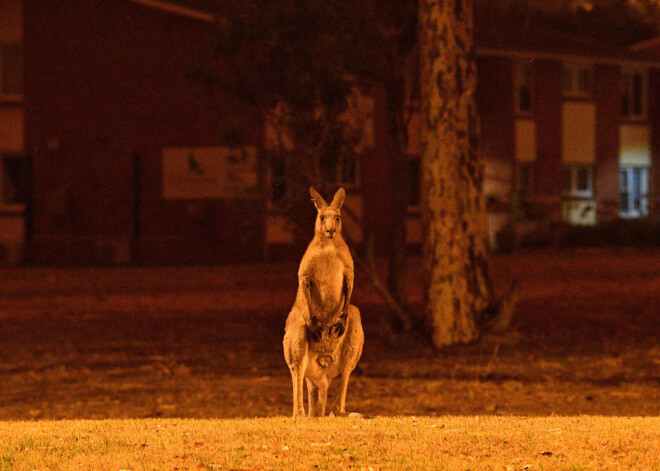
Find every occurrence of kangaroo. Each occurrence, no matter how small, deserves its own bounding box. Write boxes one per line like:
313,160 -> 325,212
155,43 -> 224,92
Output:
283,187 -> 364,417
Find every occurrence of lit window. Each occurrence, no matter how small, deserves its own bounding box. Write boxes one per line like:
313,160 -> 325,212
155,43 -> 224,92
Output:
619,166 -> 648,218
621,70 -> 646,120
0,43 -> 23,98
1,154 -> 28,205
515,59 -> 533,114
563,63 -> 592,97
562,165 -> 593,197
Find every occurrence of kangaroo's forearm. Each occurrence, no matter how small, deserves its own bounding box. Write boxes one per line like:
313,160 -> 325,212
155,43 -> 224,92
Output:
341,275 -> 354,315
298,275 -> 313,323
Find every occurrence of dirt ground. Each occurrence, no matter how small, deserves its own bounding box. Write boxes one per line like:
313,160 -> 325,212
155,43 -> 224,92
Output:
0,248 -> 659,420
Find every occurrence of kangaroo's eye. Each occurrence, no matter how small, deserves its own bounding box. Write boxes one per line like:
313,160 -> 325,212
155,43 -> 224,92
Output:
335,216 -> 341,221
319,215 -> 325,222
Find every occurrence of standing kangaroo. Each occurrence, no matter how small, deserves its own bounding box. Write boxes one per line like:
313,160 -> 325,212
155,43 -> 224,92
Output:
283,187 -> 364,417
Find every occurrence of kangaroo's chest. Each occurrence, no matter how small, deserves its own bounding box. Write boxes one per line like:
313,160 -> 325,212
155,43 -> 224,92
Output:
307,250 -> 346,311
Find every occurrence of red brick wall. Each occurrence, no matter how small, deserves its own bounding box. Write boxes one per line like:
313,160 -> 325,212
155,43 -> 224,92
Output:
23,0 -> 263,264
533,59 -> 563,210
594,64 -> 621,220
650,69 -> 660,216
361,85 -> 393,255
477,55 -> 515,166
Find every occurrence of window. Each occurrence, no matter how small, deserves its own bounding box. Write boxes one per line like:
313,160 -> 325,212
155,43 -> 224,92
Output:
563,63 -> 592,97
1,154 -> 28,205
0,43 -> 23,98
322,153 -> 361,189
562,165 -> 593,197
338,154 -> 360,188
619,166 -> 648,218
621,70 -> 646,120
270,156 -> 286,204
409,158 -> 420,207
515,58 -> 534,114
516,162 -> 534,194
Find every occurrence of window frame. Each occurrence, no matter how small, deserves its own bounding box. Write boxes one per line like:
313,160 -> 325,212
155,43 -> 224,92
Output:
332,153 -> 362,191
514,58 -> 534,116
408,157 -> 421,210
562,62 -> 593,99
515,162 -> 535,194
0,42 -> 24,102
0,153 -> 27,211
619,165 -> 649,218
621,68 -> 647,121
562,164 -> 594,198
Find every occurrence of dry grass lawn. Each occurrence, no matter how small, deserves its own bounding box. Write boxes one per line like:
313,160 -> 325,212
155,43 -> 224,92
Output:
1,416 -> 659,470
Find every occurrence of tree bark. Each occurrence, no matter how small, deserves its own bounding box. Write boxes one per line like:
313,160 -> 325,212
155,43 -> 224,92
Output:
418,0 -> 493,347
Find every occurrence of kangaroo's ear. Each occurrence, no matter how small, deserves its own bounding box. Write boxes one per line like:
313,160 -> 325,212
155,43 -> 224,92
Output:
330,187 -> 346,209
310,187 -> 328,210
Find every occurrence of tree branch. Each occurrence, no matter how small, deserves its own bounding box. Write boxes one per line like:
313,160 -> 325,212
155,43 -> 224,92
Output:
341,206 -> 414,332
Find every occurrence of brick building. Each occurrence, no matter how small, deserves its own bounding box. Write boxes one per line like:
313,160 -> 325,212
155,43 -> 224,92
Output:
1,0 -> 660,264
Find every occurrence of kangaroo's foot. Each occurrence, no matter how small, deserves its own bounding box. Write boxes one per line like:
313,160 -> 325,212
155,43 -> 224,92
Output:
329,410 -> 363,418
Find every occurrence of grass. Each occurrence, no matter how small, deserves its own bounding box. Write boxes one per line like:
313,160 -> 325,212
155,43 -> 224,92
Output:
1,250 -> 660,468
0,416 -> 658,470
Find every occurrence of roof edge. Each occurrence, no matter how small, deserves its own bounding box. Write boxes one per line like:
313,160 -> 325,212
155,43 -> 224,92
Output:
477,46 -> 660,68
630,36 -> 660,53
126,0 -> 215,23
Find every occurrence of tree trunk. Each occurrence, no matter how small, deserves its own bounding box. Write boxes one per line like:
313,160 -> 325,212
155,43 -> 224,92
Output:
418,0 -> 493,347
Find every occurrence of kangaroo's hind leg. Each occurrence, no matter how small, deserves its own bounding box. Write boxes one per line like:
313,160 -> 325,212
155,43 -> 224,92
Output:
317,384 -> 328,417
284,324 -> 309,418
306,379 -> 319,417
307,379 -> 330,417
331,371 -> 352,416
332,305 -> 364,416
289,363 -> 307,417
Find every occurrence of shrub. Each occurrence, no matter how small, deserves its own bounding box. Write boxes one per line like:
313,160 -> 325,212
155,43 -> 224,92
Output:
501,218 -> 660,250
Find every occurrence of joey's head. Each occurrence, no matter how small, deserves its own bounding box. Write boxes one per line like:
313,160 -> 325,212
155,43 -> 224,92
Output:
310,187 -> 345,240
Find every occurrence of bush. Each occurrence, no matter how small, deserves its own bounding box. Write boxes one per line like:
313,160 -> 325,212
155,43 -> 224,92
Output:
503,218 -> 660,250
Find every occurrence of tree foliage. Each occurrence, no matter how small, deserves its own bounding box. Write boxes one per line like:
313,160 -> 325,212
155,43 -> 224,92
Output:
197,0 -> 418,179
191,0 -> 418,329
477,0 -> 659,44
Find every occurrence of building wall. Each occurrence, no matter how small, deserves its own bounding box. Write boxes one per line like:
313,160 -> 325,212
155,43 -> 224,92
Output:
23,0 -> 263,264
533,59 -> 563,216
0,0 -> 25,264
361,85 -> 393,255
17,0 -> 660,264
477,55 -> 515,246
594,64 -> 621,220
650,69 -> 660,215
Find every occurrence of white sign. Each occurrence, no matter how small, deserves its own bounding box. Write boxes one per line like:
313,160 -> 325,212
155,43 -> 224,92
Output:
162,146 -> 257,199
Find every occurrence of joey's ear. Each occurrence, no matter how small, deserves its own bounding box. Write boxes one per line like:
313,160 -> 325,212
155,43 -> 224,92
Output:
309,187 -> 328,210
330,187 -> 346,209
